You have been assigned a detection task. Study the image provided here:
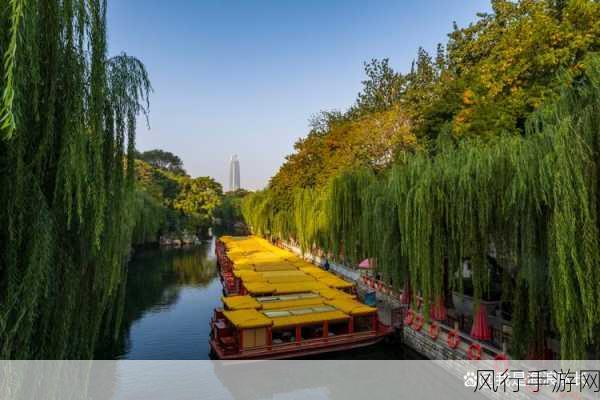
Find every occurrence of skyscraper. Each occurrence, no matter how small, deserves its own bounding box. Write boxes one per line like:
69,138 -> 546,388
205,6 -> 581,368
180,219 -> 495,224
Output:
229,154 -> 240,191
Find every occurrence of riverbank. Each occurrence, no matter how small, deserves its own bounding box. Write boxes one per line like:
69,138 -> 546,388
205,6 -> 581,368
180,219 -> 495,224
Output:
98,238 -> 419,359
277,240 -> 510,361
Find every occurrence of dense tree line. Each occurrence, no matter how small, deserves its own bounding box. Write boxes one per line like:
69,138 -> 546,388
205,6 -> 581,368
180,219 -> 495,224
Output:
243,0 -> 600,358
214,189 -> 250,234
266,0 -> 600,210
0,0 -> 151,358
133,150 -> 223,243
0,1 -> 227,358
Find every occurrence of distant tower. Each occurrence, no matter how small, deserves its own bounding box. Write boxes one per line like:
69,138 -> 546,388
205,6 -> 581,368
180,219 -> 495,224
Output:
229,155 -> 240,191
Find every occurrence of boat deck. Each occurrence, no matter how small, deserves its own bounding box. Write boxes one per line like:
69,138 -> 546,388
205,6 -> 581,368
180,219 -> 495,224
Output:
211,236 -> 392,359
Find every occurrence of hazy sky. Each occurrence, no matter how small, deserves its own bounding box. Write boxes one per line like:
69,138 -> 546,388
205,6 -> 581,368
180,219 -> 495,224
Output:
108,0 -> 490,190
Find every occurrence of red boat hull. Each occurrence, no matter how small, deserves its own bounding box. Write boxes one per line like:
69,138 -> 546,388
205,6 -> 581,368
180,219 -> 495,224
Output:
210,330 -> 390,360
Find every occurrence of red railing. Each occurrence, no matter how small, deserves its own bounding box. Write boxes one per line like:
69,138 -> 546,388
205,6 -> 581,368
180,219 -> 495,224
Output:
235,329 -> 382,357
402,309 -> 506,360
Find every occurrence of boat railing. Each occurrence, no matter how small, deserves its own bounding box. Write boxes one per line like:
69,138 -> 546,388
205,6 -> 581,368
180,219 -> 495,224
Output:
238,329 -> 379,355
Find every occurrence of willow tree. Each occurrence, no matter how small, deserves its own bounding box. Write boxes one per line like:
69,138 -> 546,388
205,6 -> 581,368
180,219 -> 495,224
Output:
0,0 -> 151,358
293,188 -> 329,253
242,55 -> 600,358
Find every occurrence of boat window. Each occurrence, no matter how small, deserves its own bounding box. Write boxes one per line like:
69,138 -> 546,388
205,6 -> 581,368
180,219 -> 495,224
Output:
272,328 -> 295,344
354,315 -> 373,332
301,325 -> 324,340
328,321 -> 349,336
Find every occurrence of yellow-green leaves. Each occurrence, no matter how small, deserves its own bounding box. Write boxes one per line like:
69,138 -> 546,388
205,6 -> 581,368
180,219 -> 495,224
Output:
0,0 -> 24,139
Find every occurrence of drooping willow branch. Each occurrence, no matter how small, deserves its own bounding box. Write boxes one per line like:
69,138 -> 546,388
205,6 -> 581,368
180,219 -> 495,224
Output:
0,0 -> 24,138
242,55 -> 600,358
0,0 -> 152,358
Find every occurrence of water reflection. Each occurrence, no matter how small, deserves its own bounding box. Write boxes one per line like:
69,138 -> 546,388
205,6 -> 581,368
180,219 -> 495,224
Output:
96,240 -> 221,359
95,237 -> 420,360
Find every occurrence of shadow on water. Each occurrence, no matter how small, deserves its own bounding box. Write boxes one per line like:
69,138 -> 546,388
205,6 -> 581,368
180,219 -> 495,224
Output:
96,239 -> 221,359
95,236 -> 423,360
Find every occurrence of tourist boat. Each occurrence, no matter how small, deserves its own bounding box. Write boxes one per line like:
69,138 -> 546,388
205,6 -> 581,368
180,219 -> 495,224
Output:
210,292 -> 391,359
216,236 -> 356,297
211,236 -> 391,359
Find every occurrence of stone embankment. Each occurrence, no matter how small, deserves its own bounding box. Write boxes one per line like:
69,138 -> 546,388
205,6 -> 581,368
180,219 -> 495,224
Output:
279,241 -> 508,361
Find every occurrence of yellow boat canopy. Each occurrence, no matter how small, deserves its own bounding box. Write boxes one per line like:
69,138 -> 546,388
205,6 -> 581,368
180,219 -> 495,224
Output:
243,281 -> 276,295
263,274 -> 316,284
222,296 -> 261,310
325,298 -> 377,316
219,236 -> 378,330
260,296 -> 324,311
233,270 -> 261,280
221,292 -> 361,312
315,287 -> 356,300
317,276 -> 354,289
253,263 -> 297,272
270,310 -> 350,328
220,294 -> 373,329
222,309 -> 272,328
299,266 -> 329,278
222,306 -> 353,329
221,235 -> 356,297
272,281 -> 328,294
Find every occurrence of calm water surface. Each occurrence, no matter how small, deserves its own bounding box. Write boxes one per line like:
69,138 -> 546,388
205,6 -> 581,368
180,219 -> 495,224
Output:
101,238 -> 421,360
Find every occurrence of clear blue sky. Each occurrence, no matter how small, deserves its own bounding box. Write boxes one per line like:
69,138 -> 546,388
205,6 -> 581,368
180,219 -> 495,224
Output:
108,0 -> 491,190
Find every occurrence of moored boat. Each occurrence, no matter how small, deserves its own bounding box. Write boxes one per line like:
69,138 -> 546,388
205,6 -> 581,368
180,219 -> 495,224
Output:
210,292 -> 391,359
211,235 -> 392,359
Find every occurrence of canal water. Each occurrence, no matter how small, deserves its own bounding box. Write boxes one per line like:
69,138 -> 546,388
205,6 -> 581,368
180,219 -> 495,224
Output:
100,238 -> 422,360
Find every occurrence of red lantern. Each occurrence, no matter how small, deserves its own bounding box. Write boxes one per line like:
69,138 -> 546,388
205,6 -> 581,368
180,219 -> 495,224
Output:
429,322 -> 439,340
467,343 -> 482,360
412,314 -> 424,331
447,329 -> 460,349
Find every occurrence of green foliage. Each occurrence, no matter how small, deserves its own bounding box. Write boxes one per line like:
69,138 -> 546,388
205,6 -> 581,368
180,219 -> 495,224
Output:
441,0 -> 600,138
173,176 -> 223,230
352,58 -> 407,115
0,0 -> 150,358
134,158 -> 223,238
0,0 -> 23,137
215,189 -> 250,231
131,191 -> 166,245
137,148 -> 187,176
243,54 -> 600,358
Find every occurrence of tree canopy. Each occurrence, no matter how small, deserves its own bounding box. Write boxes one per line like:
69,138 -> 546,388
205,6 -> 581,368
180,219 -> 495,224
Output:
0,0 -> 151,358
137,149 -> 187,175
134,156 -> 222,239
242,0 -> 600,359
